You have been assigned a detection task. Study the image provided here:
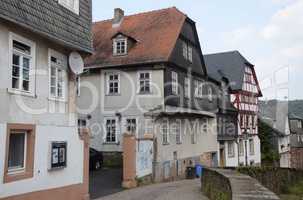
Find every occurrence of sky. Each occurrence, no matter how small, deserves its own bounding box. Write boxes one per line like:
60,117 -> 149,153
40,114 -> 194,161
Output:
92,0 -> 303,100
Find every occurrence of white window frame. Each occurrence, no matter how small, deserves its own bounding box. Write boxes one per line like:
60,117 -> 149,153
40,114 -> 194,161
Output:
194,80 -> 203,98
125,118 -> 138,135
188,45 -> 193,63
208,87 -> 213,102
106,72 -> 120,95
9,33 -> 36,96
173,120 -> 182,144
171,71 -> 179,95
249,139 -> 255,155
298,120 -> 302,129
48,49 -> 68,101
7,132 -> 27,174
138,71 -> 152,94
76,76 -> 81,97
104,118 -> 118,143
227,141 -> 235,158
182,41 -> 188,59
113,37 -> 127,56
58,0 -> 79,15
162,121 -> 169,145
184,77 -> 190,98
239,139 -> 244,156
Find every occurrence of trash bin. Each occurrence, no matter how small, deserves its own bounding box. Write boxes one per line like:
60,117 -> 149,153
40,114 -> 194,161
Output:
195,164 -> 203,178
186,166 -> 195,179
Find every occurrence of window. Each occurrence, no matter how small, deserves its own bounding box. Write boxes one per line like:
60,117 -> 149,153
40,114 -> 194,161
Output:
8,132 -> 27,173
49,56 -> 66,99
239,139 -> 244,156
50,142 -> 67,169
208,87 -> 213,101
172,120 -> 181,144
113,38 -> 127,55
105,119 -> 117,143
138,72 -> 151,94
162,121 -> 169,145
126,118 -> 137,134
107,73 -> 120,95
298,121 -> 302,129
182,40 -> 193,62
227,141 -> 235,157
188,46 -> 193,63
182,41 -> 188,59
171,71 -> 179,95
11,39 -> 33,92
58,0 -> 79,14
76,76 -> 81,97
191,131 -> 197,144
4,124 -> 35,183
194,80 -> 203,98
184,77 -> 190,98
249,139 -> 255,155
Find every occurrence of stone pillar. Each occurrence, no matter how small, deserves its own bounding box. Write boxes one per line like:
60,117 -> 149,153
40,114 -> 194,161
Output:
79,128 -> 90,200
122,134 -> 137,188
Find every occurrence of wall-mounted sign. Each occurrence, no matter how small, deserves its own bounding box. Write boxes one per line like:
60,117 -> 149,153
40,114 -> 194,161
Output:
50,142 -> 67,169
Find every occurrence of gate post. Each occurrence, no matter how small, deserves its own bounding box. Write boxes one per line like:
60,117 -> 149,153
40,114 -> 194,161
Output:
122,134 -> 137,188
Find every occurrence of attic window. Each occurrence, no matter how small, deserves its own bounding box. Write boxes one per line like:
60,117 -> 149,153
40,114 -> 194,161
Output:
113,37 -> 127,56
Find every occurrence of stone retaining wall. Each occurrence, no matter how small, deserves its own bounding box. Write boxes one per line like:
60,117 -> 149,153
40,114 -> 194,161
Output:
201,168 -> 232,200
237,167 -> 303,194
201,168 -> 280,200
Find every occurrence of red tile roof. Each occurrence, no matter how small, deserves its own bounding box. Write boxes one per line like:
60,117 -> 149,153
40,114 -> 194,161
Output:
85,7 -> 187,68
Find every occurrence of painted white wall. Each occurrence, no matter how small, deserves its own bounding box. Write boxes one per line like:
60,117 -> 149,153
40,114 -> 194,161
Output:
0,21 -> 83,198
78,69 -> 165,152
0,125 -> 83,198
225,141 -> 239,167
155,118 -> 219,164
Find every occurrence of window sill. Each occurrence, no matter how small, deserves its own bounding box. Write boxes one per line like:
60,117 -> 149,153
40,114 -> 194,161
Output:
48,97 -> 67,103
103,142 -> 120,145
4,170 -> 33,183
48,166 -> 66,172
7,88 -> 37,98
105,93 -> 121,96
162,142 -> 170,146
137,92 -> 153,96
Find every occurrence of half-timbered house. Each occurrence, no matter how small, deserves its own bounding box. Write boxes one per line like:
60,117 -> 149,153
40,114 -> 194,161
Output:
205,51 -> 262,166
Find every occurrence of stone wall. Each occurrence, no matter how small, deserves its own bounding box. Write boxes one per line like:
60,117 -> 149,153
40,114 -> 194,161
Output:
237,167 -> 303,194
201,168 -> 232,200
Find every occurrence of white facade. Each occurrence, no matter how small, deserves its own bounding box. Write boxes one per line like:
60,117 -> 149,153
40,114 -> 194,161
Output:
0,21 -> 84,198
225,66 -> 261,167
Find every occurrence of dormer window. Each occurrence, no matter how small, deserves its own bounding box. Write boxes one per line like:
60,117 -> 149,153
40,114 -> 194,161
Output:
113,37 -> 127,56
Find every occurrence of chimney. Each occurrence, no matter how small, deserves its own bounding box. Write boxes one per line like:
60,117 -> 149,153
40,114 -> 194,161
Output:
113,8 -> 124,27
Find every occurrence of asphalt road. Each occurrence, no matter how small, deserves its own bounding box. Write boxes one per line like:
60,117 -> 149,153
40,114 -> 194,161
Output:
96,179 -> 209,200
89,168 -> 124,199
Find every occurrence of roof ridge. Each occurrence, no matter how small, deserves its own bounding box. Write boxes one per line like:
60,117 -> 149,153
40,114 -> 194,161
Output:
204,50 -> 239,56
93,7 -> 182,24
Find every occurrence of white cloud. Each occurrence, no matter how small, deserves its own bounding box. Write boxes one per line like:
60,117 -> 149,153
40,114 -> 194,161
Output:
220,0 -> 303,100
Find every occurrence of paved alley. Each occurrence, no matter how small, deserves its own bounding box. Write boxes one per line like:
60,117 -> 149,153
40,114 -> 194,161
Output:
96,179 -> 208,200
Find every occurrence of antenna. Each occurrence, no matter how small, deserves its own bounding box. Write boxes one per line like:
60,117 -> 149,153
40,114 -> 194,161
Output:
69,52 -> 84,75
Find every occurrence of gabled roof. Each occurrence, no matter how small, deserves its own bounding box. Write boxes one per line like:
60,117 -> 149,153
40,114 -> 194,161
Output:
204,51 -> 262,96
85,7 -> 187,68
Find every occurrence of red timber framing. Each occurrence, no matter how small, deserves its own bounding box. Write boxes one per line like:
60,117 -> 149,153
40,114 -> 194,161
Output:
231,66 -> 262,136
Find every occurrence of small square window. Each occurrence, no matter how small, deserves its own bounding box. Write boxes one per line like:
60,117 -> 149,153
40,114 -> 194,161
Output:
126,118 -> 137,134
107,73 -> 120,95
138,72 -> 151,94
114,38 -> 127,55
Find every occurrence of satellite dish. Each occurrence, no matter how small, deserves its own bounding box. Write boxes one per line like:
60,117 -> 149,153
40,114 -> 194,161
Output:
69,52 -> 84,75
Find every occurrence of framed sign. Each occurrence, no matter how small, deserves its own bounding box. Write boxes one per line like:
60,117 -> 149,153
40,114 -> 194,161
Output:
50,142 -> 67,169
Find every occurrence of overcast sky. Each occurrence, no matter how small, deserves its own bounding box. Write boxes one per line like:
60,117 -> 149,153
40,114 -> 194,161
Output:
92,0 -> 303,100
